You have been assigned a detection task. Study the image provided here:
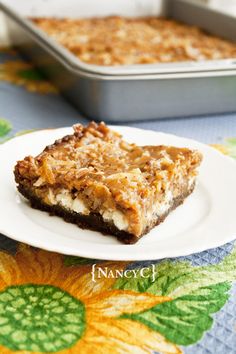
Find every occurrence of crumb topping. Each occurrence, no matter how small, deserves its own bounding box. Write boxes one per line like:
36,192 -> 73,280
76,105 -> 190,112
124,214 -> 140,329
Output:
32,16 -> 236,66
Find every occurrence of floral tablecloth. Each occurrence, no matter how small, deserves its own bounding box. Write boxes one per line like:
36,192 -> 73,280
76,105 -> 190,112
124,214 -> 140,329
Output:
0,46 -> 236,354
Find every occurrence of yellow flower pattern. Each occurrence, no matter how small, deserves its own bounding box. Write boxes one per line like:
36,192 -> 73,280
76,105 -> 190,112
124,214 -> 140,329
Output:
0,61 -> 58,94
0,245 -> 181,354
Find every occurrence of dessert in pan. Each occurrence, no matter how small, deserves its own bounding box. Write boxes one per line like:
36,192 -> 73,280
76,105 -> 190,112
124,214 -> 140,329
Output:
32,16 -> 236,66
14,122 -> 202,244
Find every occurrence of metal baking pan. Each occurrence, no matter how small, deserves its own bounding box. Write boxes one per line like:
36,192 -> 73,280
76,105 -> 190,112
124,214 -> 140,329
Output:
1,0 -> 236,122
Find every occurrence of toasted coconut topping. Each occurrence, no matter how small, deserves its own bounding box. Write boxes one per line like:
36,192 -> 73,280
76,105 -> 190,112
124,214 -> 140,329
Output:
32,16 -> 236,66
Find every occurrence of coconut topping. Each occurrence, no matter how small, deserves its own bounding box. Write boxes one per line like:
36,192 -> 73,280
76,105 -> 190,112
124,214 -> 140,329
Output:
32,16 -> 236,66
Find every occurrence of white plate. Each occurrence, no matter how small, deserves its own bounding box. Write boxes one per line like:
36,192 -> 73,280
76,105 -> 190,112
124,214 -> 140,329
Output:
0,126 -> 236,261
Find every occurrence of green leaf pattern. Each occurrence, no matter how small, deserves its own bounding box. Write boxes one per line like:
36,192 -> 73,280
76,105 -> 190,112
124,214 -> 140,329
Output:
114,247 -> 236,298
64,255 -> 100,266
0,118 -> 12,139
226,138 -> 236,159
115,246 -> 236,346
122,282 -> 230,345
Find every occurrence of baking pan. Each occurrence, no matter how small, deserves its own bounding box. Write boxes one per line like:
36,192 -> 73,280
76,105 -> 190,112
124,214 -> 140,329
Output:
1,0 -> 236,121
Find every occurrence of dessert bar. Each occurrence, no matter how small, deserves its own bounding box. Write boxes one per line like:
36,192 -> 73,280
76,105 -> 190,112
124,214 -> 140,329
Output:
14,123 -> 202,244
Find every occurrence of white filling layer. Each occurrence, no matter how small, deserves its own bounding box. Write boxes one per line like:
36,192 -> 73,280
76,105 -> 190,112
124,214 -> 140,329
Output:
46,177 -> 195,233
46,189 -> 129,231
146,189 -> 173,223
102,210 -> 129,231
48,189 -> 90,215
156,190 -> 173,215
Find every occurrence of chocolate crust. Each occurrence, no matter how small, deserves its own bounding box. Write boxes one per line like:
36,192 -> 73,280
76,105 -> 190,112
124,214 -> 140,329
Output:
17,183 -> 195,245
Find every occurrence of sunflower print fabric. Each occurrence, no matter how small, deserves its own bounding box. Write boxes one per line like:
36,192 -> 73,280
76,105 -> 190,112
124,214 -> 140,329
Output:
0,242 -> 236,354
0,245 -> 181,354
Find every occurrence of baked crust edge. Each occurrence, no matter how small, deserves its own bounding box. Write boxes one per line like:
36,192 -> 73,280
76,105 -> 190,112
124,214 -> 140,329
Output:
17,183 -> 195,245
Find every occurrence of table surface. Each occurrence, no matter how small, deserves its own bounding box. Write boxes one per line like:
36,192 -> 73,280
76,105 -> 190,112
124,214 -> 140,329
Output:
0,46 -> 236,354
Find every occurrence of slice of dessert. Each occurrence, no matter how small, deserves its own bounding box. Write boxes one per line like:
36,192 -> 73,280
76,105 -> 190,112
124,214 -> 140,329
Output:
14,122 -> 202,244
